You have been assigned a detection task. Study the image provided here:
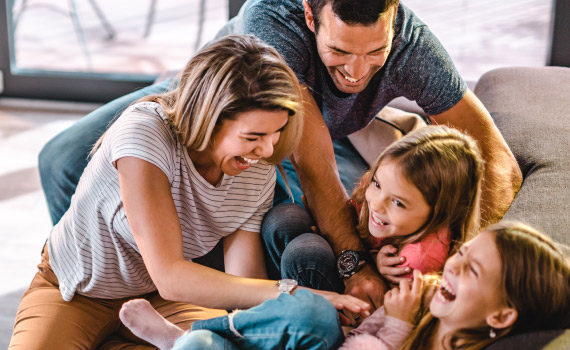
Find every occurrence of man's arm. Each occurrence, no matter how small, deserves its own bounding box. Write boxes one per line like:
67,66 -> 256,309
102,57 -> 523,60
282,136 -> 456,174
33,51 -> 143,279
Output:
291,87 -> 387,315
431,89 -> 522,226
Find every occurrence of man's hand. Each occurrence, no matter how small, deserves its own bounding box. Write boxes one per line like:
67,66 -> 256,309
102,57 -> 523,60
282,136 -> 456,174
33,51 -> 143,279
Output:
375,245 -> 410,284
343,264 -> 387,326
384,270 -> 423,324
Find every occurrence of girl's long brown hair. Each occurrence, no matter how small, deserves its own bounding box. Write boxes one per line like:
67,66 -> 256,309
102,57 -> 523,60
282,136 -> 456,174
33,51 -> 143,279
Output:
351,125 -> 484,254
401,222 -> 570,350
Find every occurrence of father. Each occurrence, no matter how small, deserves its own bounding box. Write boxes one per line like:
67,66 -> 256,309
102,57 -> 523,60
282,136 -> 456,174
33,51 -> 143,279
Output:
39,0 -> 521,320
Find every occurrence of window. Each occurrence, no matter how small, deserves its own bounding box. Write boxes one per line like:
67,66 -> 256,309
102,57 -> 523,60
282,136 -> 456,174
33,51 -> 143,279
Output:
0,0 -> 229,102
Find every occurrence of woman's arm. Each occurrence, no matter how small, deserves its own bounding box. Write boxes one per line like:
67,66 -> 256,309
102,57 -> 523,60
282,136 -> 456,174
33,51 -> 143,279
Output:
117,156 -> 370,314
223,229 -> 268,279
117,156 -> 277,309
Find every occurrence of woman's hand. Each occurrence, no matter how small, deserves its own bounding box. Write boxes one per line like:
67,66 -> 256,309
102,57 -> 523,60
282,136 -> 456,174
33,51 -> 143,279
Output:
309,289 -> 371,326
376,245 -> 411,284
383,270 -> 423,324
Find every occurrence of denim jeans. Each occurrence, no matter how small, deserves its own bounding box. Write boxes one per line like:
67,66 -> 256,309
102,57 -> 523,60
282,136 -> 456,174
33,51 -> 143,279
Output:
172,330 -> 239,350
177,290 -> 343,350
259,203 -> 342,292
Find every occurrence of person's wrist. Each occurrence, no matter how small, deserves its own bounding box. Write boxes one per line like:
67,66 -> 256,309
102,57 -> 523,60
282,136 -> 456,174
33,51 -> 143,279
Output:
343,262 -> 379,284
337,250 -> 370,279
276,279 -> 298,295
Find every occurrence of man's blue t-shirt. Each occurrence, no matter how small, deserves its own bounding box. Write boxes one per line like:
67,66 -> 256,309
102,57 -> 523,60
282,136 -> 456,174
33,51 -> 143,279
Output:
237,0 -> 467,139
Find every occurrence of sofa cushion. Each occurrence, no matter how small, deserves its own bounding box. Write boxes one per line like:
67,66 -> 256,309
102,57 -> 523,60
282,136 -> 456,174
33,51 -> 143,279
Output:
487,329 -> 568,350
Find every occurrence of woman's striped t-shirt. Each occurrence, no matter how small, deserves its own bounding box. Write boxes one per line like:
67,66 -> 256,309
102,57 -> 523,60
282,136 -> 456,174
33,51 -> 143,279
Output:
48,102 -> 276,301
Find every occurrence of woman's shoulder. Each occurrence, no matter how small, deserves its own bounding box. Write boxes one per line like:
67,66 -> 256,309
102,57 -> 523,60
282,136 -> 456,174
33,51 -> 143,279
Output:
110,102 -> 174,142
124,102 -> 167,121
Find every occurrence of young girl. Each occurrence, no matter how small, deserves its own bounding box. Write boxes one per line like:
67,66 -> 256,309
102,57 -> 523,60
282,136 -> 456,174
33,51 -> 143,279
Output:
259,124 -> 484,302
120,221 -> 570,350
9,35 -> 368,349
341,221 -> 570,350
350,125 -> 484,283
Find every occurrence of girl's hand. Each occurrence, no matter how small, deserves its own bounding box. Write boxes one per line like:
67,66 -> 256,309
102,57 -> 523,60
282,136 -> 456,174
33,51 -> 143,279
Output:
310,289 -> 371,326
376,245 -> 411,284
383,270 -> 423,324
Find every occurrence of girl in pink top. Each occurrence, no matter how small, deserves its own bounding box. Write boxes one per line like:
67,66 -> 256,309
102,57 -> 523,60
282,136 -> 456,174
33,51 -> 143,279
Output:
350,125 -> 484,283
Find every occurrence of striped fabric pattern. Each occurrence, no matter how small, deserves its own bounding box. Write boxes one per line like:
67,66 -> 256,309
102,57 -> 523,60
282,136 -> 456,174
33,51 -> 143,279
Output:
48,102 -> 275,301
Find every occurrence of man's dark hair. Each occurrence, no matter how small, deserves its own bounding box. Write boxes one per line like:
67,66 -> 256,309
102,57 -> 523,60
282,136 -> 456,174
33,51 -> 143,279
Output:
308,0 -> 399,32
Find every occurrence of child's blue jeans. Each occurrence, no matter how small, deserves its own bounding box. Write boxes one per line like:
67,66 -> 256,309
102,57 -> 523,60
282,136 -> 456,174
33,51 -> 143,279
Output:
172,290 -> 343,350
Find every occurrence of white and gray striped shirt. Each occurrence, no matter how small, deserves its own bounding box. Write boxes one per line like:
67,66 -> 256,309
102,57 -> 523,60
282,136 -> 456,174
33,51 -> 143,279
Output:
48,102 -> 275,301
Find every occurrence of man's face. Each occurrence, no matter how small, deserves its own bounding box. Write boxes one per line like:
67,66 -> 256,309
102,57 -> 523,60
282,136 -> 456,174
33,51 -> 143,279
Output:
304,2 -> 396,94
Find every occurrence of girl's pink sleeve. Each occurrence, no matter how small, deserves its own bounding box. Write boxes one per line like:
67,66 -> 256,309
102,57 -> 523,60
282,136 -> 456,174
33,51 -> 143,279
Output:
340,307 -> 414,350
397,230 -> 451,278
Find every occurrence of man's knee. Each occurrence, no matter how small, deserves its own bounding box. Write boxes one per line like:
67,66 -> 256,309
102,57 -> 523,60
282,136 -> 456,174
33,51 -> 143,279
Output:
281,233 -> 335,268
261,203 -> 313,241
281,233 -> 340,291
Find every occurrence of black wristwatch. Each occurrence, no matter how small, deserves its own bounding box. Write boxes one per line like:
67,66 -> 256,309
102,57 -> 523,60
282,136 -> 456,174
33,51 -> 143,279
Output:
337,250 -> 367,279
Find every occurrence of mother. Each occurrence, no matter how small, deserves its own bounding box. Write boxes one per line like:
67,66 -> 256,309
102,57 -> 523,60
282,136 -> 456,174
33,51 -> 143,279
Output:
9,35 -> 368,349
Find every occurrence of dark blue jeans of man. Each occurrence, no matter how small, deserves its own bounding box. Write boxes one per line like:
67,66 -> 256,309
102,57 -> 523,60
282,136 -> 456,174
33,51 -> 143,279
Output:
38,79 -> 368,292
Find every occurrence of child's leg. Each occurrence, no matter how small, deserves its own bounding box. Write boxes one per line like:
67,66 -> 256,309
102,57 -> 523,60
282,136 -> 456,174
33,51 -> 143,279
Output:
118,293 -> 227,349
172,330 -> 240,350
119,299 -> 184,350
192,290 -> 344,350
118,296 -> 228,349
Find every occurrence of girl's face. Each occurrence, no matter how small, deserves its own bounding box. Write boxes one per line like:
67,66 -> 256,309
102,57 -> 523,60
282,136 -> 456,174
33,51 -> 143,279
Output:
365,160 -> 430,238
430,231 -> 505,332
200,109 -> 289,177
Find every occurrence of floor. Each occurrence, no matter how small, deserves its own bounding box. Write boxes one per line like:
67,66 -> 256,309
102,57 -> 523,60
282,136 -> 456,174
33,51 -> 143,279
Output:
0,0 -> 553,347
0,99 -> 95,346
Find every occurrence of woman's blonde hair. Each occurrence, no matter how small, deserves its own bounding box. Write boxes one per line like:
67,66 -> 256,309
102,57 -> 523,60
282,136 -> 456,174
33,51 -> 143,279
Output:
351,125 -> 484,253
93,35 -> 303,164
401,222 -> 570,350
140,34 -> 303,164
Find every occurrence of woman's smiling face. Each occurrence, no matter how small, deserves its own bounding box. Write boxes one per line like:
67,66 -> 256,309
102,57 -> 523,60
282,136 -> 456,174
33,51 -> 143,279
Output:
203,109 -> 289,177
430,231 -> 506,332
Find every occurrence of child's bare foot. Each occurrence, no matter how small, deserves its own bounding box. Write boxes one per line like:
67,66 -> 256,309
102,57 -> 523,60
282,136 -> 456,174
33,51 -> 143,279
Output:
120,299 -> 185,350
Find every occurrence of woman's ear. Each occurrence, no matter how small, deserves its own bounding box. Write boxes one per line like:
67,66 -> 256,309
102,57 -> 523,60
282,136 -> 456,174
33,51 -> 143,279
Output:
486,307 -> 518,330
303,0 -> 316,33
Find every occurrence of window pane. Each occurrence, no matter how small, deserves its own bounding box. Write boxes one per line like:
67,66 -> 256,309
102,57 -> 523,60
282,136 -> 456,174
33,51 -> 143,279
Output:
404,0 -> 552,82
11,0 -> 227,75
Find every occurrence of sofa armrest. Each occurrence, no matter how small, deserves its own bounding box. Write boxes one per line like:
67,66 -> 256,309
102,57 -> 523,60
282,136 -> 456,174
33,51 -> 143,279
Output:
474,66 -> 570,256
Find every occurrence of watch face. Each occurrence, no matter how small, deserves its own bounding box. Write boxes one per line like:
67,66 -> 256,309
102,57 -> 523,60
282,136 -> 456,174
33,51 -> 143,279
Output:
278,279 -> 298,293
338,250 -> 359,274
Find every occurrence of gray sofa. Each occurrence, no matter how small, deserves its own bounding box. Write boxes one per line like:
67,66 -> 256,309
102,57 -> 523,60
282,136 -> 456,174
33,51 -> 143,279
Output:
474,67 -> 570,252
475,66 -> 570,349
